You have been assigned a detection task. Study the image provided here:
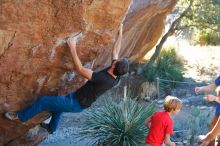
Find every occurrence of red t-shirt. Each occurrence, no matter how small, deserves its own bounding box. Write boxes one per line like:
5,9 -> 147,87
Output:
145,111 -> 174,146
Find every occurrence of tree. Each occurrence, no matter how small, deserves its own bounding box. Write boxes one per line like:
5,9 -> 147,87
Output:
181,0 -> 220,32
144,0 -> 220,70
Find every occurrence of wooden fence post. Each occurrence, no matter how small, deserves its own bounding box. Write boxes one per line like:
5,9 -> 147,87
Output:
156,77 -> 160,98
123,86 -> 127,102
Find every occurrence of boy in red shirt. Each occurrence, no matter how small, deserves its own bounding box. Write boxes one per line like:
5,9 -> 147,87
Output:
145,96 -> 183,146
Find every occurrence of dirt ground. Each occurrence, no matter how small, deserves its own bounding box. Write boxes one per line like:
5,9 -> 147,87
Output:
39,40 -> 220,146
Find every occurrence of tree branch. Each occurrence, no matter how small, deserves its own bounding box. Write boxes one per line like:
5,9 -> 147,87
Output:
142,0 -> 194,72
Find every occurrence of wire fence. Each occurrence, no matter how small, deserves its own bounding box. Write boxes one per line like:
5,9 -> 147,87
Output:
156,77 -> 205,98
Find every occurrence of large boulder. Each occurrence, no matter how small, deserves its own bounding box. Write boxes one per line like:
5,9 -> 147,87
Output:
0,0 -> 176,145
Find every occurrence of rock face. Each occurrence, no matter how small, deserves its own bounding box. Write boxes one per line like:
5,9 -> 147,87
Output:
0,0 -> 176,145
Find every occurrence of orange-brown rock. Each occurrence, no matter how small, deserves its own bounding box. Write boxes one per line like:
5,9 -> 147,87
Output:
0,0 -> 176,145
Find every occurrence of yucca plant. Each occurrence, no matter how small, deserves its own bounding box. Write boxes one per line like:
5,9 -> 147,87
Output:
157,48 -> 184,81
144,47 -> 184,90
79,98 -> 155,146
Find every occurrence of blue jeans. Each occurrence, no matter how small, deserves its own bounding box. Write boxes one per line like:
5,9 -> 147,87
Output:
216,103 -> 220,116
17,92 -> 83,133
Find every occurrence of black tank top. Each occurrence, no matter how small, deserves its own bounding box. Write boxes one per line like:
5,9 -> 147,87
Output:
75,67 -> 120,108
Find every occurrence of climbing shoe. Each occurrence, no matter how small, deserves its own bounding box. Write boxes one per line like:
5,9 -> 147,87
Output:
3,112 -> 19,120
40,123 -> 53,134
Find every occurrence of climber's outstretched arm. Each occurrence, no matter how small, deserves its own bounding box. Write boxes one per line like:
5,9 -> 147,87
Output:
112,24 -> 123,61
67,36 -> 93,80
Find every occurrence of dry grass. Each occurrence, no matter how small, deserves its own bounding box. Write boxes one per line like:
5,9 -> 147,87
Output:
145,37 -> 220,83
138,82 -> 157,100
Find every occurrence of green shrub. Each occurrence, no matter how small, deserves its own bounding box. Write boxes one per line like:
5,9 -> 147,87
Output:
144,47 -> 184,89
79,98 -> 155,146
194,30 -> 220,46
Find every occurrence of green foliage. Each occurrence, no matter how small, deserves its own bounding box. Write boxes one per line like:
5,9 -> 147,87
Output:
143,47 -> 184,88
178,0 -> 220,32
157,49 -> 184,81
142,66 -> 157,82
79,98 -> 155,146
170,0 -> 220,45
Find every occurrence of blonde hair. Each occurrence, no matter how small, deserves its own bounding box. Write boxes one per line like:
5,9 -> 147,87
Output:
163,96 -> 183,112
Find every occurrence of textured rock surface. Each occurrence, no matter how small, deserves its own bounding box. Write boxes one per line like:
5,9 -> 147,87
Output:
0,0 -> 176,145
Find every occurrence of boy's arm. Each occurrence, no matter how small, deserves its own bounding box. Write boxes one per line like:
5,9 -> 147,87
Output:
112,24 -> 123,60
144,117 -> 152,128
67,36 -> 93,80
164,134 -> 175,146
